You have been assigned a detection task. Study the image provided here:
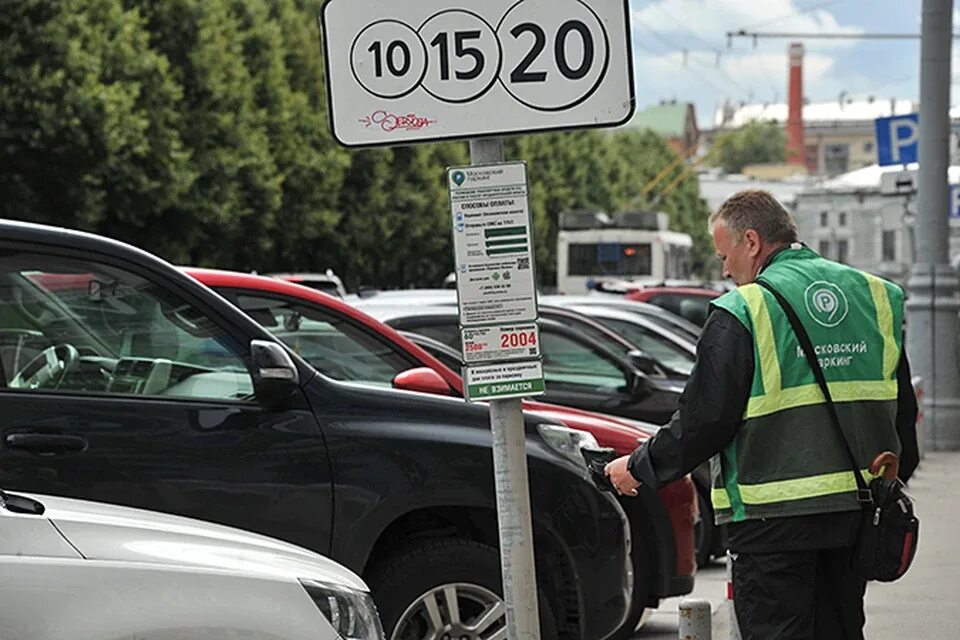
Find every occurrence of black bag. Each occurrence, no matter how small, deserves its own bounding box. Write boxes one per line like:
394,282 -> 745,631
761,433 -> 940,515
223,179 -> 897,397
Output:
757,279 -> 919,582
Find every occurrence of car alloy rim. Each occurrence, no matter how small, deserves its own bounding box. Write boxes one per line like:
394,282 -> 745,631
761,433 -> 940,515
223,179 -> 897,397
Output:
391,582 -> 506,640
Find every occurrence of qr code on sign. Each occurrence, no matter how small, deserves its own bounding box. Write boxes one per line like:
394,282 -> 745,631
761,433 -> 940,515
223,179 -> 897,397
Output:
517,257 -> 530,270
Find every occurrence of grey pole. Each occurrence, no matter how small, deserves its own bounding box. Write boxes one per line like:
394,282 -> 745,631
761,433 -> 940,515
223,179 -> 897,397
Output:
908,0 -> 960,451
470,137 -> 542,639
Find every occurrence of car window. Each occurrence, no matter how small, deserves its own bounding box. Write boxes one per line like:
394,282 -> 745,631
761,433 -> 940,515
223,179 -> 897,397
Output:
649,295 -> 711,327
396,321 -> 461,350
603,318 -> 695,376
0,254 -> 252,401
231,293 -> 413,387
540,330 -> 627,391
547,313 -> 632,357
633,310 -> 701,342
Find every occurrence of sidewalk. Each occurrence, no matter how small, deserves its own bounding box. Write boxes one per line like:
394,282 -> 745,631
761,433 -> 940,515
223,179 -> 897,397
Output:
636,452 -> 960,639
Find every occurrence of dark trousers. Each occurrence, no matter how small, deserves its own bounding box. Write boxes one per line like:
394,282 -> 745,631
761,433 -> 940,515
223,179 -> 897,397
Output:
732,546 -> 867,640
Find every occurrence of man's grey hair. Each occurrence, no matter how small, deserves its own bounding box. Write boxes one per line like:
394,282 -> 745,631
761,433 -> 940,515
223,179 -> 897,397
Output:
709,189 -> 799,245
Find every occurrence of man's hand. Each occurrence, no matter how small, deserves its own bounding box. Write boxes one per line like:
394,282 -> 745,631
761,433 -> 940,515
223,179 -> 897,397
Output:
604,455 -> 640,497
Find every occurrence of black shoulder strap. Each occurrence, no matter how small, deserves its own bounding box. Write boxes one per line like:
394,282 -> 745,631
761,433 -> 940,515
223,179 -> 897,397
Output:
755,279 -> 871,500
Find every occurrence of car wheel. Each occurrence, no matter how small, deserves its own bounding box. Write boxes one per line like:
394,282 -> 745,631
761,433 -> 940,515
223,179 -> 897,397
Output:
367,539 -> 558,640
695,489 -> 715,568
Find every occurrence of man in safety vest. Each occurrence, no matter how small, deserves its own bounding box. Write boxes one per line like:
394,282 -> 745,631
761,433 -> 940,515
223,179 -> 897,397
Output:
605,189 -> 919,640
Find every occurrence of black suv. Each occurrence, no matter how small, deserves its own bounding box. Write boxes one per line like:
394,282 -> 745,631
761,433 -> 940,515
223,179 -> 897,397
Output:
0,220 -> 631,640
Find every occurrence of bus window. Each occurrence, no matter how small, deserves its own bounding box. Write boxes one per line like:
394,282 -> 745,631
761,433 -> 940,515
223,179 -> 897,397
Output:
567,243 -> 651,276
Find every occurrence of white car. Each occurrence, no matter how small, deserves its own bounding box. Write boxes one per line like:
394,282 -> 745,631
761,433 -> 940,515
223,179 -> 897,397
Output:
0,489 -> 384,640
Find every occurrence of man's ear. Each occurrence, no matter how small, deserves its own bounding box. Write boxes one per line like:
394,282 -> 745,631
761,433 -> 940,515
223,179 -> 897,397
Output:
743,229 -> 762,258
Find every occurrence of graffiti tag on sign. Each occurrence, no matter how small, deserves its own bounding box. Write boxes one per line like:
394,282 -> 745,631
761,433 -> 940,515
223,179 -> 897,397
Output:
358,110 -> 436,132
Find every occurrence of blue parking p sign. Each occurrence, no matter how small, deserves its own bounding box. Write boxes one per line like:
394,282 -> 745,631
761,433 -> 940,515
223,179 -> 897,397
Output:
950,185 -> 960,219
875,114 -> 919,166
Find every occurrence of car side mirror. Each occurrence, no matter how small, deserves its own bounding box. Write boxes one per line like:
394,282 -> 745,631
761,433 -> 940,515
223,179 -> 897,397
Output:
627,349 -> 660,376
251,339 -> 300,409
393,367 -> 453,396
628,368 -> 654,401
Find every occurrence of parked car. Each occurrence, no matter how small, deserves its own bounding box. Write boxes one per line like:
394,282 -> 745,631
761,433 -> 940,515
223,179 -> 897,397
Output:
360,303 -> 723,567
540,294 -> 703,343
626,287 -> 722,327
185,267 -> 698,637
0,219 -> 631,640
364,306 -> 682,425
1,487 -> 383,640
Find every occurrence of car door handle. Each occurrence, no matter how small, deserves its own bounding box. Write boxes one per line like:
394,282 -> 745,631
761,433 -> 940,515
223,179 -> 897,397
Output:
5,433 -> 88,455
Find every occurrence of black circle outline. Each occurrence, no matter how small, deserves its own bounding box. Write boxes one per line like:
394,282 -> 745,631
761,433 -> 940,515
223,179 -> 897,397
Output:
349,19 -> 428,100
416,9 -> 504,105
495,0 -> 611,113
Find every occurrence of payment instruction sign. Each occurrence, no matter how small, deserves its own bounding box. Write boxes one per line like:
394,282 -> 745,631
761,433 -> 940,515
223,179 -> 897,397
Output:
449,162 -> 538,326
450,161 -> 544,402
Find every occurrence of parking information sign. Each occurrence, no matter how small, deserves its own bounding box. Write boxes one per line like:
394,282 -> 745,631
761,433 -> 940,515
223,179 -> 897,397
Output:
319,0 -> 635,147
464,361 -> 545,401
450,162 -> 538,327
449,161 -> 544,400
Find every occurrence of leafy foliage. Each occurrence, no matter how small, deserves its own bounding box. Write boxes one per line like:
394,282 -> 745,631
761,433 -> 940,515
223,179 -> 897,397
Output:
709,120 -> 786,174
0,0 -> 712,288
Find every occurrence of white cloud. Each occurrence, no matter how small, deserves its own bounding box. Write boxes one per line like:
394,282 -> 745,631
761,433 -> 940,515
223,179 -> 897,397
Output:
632,0 -> 863,53
629,0 -> 869,125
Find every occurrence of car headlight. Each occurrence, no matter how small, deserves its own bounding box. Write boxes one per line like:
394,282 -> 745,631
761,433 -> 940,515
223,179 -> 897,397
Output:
537,423 -> 600,467
300,579 -> 385,640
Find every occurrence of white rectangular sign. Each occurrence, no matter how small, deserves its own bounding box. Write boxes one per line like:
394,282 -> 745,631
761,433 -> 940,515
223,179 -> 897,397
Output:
464,360 -> 545,401
319,0 -> 635,147
462,324 -> 540,364
450,162 -> 538,327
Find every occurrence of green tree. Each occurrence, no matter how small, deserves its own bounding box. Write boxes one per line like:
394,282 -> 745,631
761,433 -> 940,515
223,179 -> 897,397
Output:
336,141 -> 468,290
710,120 -> 786,174
0,0 -> 194,257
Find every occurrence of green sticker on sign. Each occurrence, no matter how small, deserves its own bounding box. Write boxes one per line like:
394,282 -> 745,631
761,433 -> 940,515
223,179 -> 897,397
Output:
464,360 -> 545,402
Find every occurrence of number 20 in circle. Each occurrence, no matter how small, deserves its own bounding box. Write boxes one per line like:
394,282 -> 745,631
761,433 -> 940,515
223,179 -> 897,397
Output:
418,10 -> 502,104
350,20 -> 428,100
498,0 -> 610,112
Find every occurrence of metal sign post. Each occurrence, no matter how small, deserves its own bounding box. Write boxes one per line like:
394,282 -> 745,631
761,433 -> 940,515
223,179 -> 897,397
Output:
448,137 -> 545,639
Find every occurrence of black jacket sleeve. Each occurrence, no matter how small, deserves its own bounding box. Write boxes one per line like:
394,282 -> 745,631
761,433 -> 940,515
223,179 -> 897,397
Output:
628,308 -> 754,488
895,347 -> 919,483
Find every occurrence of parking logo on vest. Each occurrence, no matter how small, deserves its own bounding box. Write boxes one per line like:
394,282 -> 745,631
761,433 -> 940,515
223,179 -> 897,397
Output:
804,282 -> 849,328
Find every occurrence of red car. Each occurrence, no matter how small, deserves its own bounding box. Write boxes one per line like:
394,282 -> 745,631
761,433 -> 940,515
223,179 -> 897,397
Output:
626,287 -> 722,327
186,268 -> 697,633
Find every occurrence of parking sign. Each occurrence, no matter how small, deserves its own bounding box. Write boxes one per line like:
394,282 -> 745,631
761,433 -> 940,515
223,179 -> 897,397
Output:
320,0 -> 635,147
875,114 -> 919,166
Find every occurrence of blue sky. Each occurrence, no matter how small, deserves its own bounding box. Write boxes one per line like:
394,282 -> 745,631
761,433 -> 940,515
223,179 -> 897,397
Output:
629,0 -> 945,127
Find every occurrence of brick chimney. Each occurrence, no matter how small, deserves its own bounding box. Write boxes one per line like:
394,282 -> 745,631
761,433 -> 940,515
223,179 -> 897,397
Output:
786,42 -> 805,166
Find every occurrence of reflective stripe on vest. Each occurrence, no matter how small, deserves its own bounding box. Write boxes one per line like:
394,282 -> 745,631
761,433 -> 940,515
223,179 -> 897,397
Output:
711,467 -> 879,509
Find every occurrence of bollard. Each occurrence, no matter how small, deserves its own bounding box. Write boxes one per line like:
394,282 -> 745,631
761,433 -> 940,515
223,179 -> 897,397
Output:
678,598 -> 712,640
726,553 -> 742,640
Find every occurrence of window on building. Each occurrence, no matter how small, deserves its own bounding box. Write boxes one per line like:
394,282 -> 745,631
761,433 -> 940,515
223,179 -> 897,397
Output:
863,141 -> 874,153
818,240 -> 831,258
824,143 -> 850,176
820,212 -> 829,227
837,239 -> 850,264
839,212 -> 848,227
882,230 -> 897,262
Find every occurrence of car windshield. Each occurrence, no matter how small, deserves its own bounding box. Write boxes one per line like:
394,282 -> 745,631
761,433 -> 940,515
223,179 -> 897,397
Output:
602,318 -> 695,376
0,255 -> 252,399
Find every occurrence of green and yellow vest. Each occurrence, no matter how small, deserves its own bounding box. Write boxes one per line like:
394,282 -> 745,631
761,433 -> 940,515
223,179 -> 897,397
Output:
710,245 -> 904,524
